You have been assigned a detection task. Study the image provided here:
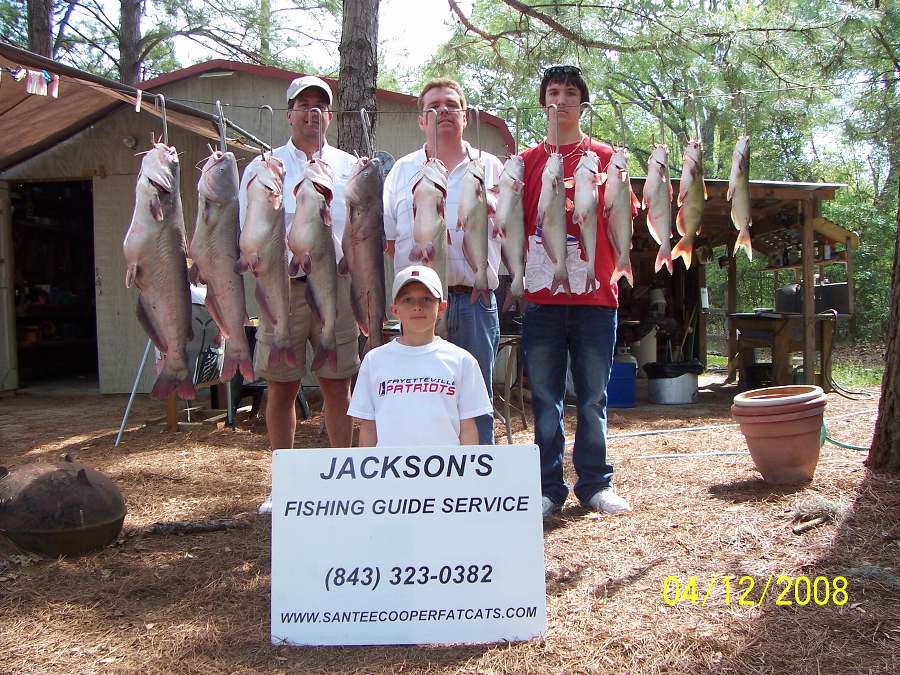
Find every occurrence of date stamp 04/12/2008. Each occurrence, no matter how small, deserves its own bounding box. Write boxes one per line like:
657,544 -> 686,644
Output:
662,575 -> 850,608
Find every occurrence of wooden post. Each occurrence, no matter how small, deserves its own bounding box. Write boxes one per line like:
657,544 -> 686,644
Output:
698,262 -> 707,368
802,199 -> 816,385
726,246 -> 738,380
845,235 -> 855,315
0,181 -> 17,391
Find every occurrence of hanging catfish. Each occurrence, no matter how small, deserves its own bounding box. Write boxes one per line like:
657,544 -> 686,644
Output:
727,135 -> 752,260
672,140 -> 707,269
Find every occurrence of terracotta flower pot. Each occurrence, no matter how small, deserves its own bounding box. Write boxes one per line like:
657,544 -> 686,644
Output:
729,394 -> 827,417
733,385 -> 823,408
731,391 -> 827,485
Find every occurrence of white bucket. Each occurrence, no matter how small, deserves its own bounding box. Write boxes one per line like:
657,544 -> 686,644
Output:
648,373 -> 698,404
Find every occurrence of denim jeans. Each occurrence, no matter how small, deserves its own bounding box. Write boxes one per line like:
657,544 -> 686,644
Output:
447,290 -> 500,444
522,303 -> 616,504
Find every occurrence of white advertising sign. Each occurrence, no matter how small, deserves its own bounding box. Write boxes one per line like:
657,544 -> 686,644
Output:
271,445 -> 546,646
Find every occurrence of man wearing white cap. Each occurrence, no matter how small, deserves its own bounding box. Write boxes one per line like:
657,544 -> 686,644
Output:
239,76 -> 359,503
348,266 -> 493,448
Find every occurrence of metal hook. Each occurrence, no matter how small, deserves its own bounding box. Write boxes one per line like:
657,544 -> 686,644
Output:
154,94 -> 168,145
359,108 -> 374,158
424,107 -> 438,159
612,99 -> 627,149
257,105 -> 273,151
739,90 -> 748,136
546,104 -> 560,153
580,102 -> 594,148
306,107 -> 324,159
499,107 -> 521,156
215,100 -> 227,152
473,106 -> 482,159
688,93 -> 701,142
656,97 -> 666,146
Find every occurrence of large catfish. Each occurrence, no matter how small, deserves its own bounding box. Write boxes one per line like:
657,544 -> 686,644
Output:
672,140 -> 707,270
123,142 -> 196,400
537,152 -> 570,294
573,150 -> 601,293
237,153 -> 295,368
494,155 -> 526,310
189,149 -> 254,382
287,159 -> 339,371
727,135 -> 752,260
642,143 -> 674,274
604,147 -> 640,287
341,156 -> 386,353
409,157 -> 449,290
457,157 -> 491,305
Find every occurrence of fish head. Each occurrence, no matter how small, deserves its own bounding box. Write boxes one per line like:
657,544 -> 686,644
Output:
140,142 -> 179,194
541,153 -> 564,189
347,156 -> 384,203
198,150 -> 238,201
734,135 -> 750,168
576,150 -> 600,175
466,157 -> 487,183
684,140 -> 703,163
251,153 -> 286,209
421,158 -> 449,195
501,155 -> 525,184
305,159 -> 334,203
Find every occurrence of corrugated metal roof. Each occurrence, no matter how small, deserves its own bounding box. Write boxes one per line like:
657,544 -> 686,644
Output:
0,43 -> 259,172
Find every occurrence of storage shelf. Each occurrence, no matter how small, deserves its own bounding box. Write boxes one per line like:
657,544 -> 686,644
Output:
761,251 -> 847,272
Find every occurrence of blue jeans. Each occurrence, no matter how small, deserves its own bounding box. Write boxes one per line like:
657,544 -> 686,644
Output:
522,303 -> 616,504
447,290 -> 499,444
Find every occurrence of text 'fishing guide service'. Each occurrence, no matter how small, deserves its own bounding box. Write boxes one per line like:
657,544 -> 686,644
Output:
271,445 -> 546,646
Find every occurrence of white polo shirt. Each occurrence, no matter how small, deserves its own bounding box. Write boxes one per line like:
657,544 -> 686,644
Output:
238,139 -> 357,261
383,143 -> 503,289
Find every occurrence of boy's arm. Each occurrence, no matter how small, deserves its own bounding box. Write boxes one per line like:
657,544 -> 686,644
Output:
459,418 -> 479,445
357,419 -> 377,447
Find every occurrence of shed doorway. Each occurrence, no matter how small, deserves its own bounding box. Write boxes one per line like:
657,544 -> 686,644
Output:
11,180 -> 98,388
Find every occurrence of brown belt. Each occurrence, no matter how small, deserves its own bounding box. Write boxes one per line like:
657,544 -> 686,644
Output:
448,285 -> 474,295
290,276 -> 307,283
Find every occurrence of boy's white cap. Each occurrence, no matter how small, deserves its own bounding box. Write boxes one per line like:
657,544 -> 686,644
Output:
286,75 -> 333,105
392,266 -> 443,302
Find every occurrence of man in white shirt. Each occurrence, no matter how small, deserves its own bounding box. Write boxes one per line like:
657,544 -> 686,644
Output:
382,78 -> 503,445
238,76 -> 359,474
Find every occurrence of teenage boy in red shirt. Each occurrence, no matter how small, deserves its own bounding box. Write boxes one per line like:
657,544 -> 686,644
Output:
520,65 -> 632,517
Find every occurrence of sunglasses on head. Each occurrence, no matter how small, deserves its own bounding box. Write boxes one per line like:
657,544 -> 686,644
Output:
543,65 -> 581,78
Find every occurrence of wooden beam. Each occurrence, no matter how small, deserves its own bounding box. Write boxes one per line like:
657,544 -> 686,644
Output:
698,262 -> 707,367
846,235 -> 855,315
726,246 -> 738,380
802,200 -> 817,385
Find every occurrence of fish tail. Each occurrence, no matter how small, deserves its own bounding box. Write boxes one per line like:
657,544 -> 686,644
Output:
220,354 -> 237,381
268,343 -> 296,369
734,227 -> 753,260
610,261 -> 634,288
672,234 -> 694,269
551,265 -> 571,295
311,345 -> 337,372
409,243 -> 427,263
655,247 -> 673,275
150,372 -> 196,402
584,272 -> 597,294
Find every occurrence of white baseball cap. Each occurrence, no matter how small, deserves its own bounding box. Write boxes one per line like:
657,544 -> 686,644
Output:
286,75 -> 333,105
392,266 -> 444,302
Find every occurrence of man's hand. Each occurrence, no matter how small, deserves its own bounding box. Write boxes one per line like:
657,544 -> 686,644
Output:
385,240 -> 395,258
459,417 -> 479,445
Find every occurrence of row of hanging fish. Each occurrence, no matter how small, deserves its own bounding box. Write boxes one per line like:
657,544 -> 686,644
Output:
124,140 -> 387,401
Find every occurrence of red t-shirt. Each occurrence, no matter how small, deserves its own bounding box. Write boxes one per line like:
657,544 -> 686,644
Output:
521,138 -> 618,307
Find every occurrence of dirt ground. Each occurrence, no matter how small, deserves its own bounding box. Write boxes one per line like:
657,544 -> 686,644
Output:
1,375 -> 898,674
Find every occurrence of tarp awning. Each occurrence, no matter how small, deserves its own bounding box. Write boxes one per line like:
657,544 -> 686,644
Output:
0,42 -> 258,172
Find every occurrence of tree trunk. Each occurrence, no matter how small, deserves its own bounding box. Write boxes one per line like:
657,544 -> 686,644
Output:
260,0 -> 272,61
119,0 -> 142,84
27,0 -> 53,57
336,0 -> 379,157
867,179 -> 900,471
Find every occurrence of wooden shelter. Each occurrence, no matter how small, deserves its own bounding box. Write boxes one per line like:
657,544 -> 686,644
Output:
622,176 -> 855,390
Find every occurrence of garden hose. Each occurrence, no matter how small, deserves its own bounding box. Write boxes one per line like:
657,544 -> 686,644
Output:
821,421 -> 871,452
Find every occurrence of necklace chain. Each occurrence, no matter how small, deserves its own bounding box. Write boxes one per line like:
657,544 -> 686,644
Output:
544,135 -> 588,160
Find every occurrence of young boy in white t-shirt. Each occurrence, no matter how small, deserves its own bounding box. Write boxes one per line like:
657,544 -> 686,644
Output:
348,266 -> 493,447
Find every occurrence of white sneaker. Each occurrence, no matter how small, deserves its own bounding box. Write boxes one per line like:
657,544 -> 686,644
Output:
258,496 -> 273,515
541,496 -> 562,518
588,488 -> 631,515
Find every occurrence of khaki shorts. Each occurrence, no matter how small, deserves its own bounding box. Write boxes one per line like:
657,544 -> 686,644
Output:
253,274 -> 360,382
